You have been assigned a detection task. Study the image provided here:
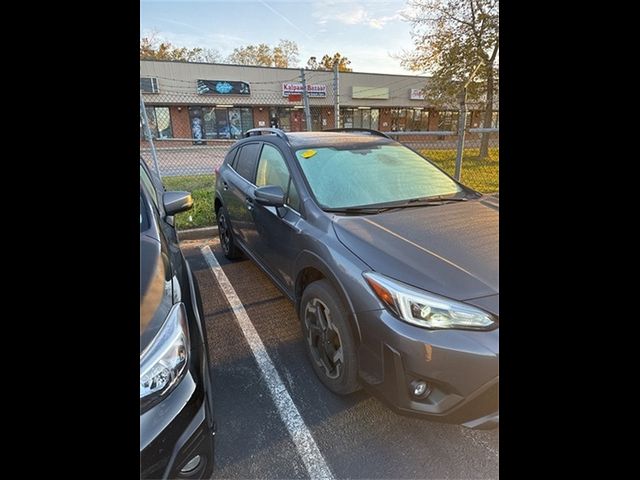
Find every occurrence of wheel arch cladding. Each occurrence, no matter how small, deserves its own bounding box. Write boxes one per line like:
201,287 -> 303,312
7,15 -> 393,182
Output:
294,250 -> 362,344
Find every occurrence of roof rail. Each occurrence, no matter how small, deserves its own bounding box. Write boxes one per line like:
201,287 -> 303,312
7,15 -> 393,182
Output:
244,128 -> 289,142
323,128 -> 391,139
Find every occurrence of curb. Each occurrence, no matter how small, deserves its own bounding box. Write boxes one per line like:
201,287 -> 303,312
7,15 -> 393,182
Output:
178,226 -> 218,241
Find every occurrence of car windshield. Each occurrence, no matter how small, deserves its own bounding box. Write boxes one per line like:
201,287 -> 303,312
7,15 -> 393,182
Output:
295,144 -> 462,209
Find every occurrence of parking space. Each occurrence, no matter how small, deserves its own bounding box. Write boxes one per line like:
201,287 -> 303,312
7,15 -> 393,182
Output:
182,236 -> 499,479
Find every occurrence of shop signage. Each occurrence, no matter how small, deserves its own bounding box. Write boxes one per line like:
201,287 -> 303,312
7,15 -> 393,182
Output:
197,80 -> 251,95
282,82 -> 327,98
410,88 -> 426,100
352,86 -> 389,99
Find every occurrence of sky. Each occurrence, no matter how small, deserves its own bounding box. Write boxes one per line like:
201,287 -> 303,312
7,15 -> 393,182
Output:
140,0 -> 420,75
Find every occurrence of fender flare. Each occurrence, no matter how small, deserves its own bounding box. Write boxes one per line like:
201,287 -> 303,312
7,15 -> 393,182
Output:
294,250 -> 362,343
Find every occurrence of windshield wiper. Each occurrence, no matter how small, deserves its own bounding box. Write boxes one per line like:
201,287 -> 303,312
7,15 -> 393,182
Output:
323,206 -> 388,215
323,195 -> 469,215
407,195 -> 468,204
368,195 -> 469,210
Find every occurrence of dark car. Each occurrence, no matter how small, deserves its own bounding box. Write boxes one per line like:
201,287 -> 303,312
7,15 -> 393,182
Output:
140,159 -> 216,478
214,128 -> 498,429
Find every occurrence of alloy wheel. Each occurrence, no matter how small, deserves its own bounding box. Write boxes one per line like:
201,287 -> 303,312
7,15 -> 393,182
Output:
304,298 -> 344,379
218,212 -> 230,254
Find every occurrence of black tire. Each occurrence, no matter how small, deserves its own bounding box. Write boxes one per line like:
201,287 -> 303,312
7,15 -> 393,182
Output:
216,205 -> 241,260
300,279 -> 361,395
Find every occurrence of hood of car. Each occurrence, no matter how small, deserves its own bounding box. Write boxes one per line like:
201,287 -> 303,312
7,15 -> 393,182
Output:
332,197 -> 499,313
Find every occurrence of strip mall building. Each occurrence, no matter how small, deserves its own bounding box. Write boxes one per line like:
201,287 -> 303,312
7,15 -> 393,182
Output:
140,60 -> 498,141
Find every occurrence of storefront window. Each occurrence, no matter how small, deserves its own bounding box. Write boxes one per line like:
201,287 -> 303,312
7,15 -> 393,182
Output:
189,106 -> 253,140
142,106 -> 173,139
340,108 -> 380,129
341,109 -> 354,128
371,109 -> 379,130
201,107 -> 215,139
240,108 -> 254,135
188,107 -> 205,144
437,111 -> 459,131
392,108 -> 407,131
390,108 -> 430,131
270,107 -> 308,132
406,109 -> 430,131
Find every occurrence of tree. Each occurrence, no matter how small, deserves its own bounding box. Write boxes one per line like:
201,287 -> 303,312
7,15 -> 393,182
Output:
306,56 -> 319,70
400,0 -> 499,157
140,34 -> 222,63
307,53 -> 352,72
273,39 -> 299,68
198,48 -> 223,63
227,39 -> 299,68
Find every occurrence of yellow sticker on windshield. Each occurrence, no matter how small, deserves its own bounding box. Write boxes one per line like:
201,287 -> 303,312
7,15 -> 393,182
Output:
300,149 -> 317,158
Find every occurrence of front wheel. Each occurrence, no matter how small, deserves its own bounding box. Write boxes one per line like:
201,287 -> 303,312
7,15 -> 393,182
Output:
216,206 -> 241,259
300,280 -> 360,395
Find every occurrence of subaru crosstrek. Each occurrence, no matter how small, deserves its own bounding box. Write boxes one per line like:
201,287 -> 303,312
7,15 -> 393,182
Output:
214,128 -> 498,429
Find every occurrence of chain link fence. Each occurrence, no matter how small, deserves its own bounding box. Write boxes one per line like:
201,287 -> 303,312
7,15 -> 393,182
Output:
140,65 -> 498,229
386,130 -> 499,194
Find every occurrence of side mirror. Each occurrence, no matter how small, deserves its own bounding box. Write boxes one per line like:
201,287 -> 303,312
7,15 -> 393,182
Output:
163,191 -> 193,215
254,185 -> 285,207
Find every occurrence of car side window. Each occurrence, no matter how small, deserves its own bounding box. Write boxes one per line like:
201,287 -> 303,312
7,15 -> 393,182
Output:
256,144 -> 300,212
287,178 -> 301,212
234,143 -> 260,182
140,164 -> 160,210
227,148 -> 239,169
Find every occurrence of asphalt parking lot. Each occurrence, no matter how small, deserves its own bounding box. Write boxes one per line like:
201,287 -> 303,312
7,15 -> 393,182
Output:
181,235 -> 499,479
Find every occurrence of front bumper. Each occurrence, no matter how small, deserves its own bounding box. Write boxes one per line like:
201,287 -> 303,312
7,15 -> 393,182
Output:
140,368 -> 216,479
355,308 -> 499,428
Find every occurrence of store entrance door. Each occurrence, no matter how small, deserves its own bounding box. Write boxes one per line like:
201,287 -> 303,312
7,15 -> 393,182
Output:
290,110 -> 304,132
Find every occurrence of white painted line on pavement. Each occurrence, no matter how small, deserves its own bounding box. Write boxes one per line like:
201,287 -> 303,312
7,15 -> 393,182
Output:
199,245 -> 335,480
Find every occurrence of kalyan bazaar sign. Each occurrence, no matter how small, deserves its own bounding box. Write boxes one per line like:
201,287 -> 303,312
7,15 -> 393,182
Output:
282,82 -> 327,98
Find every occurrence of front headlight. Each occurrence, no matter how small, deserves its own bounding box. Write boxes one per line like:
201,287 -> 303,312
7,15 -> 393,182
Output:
363,272 -> 496,330
140,302 -> 190,409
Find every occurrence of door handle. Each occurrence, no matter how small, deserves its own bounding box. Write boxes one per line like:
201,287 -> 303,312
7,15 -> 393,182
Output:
245,197 -> 254,211
222,181 -> 229,191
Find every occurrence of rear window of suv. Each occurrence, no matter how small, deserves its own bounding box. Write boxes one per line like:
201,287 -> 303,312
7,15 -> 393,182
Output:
233,143 -> 260,182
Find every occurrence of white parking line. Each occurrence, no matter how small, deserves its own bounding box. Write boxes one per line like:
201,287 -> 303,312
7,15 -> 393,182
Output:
199,245 -> 335,480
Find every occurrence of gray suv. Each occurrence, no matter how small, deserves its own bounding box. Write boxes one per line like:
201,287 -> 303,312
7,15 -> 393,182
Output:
214,128 -> 498,429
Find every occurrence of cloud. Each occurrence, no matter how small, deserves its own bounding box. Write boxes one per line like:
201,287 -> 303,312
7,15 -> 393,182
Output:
258,0 -> 316,41
152,17 -> 209,34
312,1 -> 402,29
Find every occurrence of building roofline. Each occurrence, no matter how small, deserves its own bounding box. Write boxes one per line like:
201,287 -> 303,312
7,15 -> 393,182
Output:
140,59 -> 432,80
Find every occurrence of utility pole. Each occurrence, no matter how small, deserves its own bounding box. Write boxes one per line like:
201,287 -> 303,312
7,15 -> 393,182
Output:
333,62 -> 340,128
300,68 -> 312,132
454,61 -> 484,181
140,92 -> 161,178
454,90 -> 467,181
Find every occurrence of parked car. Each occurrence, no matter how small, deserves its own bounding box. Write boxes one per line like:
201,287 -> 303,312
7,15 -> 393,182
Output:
140,158 -> 216,478
214,128 -> 498,429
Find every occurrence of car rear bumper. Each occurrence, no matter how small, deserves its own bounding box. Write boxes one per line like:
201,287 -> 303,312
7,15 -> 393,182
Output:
355,309 -> 499,429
